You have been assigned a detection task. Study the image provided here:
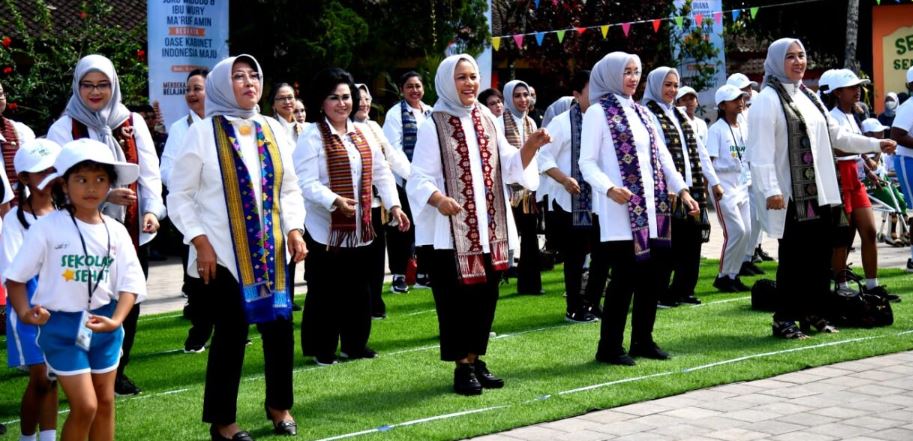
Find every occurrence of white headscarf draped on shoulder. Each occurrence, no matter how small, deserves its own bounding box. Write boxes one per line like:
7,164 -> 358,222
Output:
588,51 -> 642,102
433,54 -> 480,118
763,38 -> 805,87
502,79 -> 531,119
64,54 -> 132,159
205,54 -> 263,119
642,66 -> 679,105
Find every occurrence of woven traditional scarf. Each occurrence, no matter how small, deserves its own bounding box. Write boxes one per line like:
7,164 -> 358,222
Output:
646,101 -> 707,211
601,94 -> 672,261
73,117 -> 140,249
766,76 -> 821,222
503,112 -> 538,214
432,107 -> 510,285
0,117 -> 20,204
401,100 -> 427,161
569,101 -> 592,227
212,116 -> 291,323
317,121 -> 375,248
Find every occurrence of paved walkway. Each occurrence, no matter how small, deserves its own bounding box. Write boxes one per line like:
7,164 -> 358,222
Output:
469,351 -> 913,441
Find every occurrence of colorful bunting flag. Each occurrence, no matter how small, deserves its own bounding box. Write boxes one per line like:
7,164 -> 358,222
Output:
491,37 -> 501,51
600,25 -> 609,39
652,19 -> 661,33
535,32 -> 545,46
551,0 -> 557,6
732,9 -> 740,20
513,34 -> 524,49
695,13 -> 704,26
750,6 -> 759,18
713,11 -> 722,25
575,27 -> 587,35
557,29 -> 566,43
675,16 -> 684,28
534,0 -> 540,9
621,22 -> 631,37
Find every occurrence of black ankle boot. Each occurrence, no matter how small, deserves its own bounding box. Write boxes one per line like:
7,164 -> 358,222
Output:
453,363 -> 483,395
473,359 -> 504,389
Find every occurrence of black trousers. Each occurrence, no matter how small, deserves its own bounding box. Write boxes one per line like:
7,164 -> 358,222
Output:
430,250 -> 502,361
183,243 -> 214,349
368,206 -> 387,316
512,206 -> 542,294
659,217 -> 703,301
595,240 -> 672,358
583,215 -> 610,310
386,184 -> 415,275
117,244 -> 148,379
546,202 -> 596,312
775,201 -> 833,322
202,266 -> 294,424
301,233 -> 373,357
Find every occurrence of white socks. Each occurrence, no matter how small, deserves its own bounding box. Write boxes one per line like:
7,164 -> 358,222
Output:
866,278 -> 878,290
39,431 -> 57,441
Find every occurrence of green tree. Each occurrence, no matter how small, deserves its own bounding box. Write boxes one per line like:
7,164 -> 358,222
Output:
0,0 -> 147,132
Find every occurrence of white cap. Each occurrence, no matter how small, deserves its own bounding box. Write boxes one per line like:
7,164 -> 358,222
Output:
14,139 -> 61,175
817,69 -> 836,94
907,66 -> 913,84
828,69 -> 871,91
715,84 -> 749,105
861,118 -> 888,134
41,138 -> 139,190
676,86 -> 698,101
726,73 -> 758,90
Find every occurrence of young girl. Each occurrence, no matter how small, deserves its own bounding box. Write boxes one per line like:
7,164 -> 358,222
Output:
6,138 -> 146,441
706,85 -> 759,293
2,139 -> 62,441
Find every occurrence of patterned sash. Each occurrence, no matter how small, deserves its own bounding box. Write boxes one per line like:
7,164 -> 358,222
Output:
432,107 -> 510,285
401,100 -> 427,161
646,101 -> 707,211
569,101 -> 592,226
0,117 -> 20,204
503,112 -> 538,214
601,94 -> 672,261
317,121 -> 375,248
212,116 -> 291,324
73,118 -> 140,249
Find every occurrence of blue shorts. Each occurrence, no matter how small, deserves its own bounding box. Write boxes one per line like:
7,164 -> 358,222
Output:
6,278 -> 45,369
37,302 -> 124,376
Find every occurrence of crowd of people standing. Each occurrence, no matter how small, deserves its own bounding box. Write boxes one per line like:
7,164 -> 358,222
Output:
0,36 -> 908,440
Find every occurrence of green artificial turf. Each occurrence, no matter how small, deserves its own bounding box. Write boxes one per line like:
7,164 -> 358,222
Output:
1,259 -> 912,440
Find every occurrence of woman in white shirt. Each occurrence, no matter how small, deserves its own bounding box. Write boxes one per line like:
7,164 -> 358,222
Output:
167,54 -> 307,440
747,39 -> 895,339
294,69 -> 407,365
407,54 -> 547,395
579,52 -> 697,366
498,79 -> 543,295
643,67 -> 723,307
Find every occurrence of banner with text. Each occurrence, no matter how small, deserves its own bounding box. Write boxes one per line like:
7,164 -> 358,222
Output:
147,0 -> 229,127
673,0 -> 727,120
872,4 -> 913,114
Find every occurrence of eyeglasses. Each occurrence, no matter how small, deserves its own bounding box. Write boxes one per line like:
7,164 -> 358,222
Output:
79,82 -> 112,92
232,72 -> 261,83
274,96 -> 295,103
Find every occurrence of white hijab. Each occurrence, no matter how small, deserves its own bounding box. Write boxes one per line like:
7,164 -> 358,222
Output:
205,54 -> 263,119
502,79 -> 531,119
642,67 -> 679,106
354,83 -> 371,123
589,52 -> 641,102
432,54 -> 480,118
763,38 -> 805,86
64,55 -> 132,158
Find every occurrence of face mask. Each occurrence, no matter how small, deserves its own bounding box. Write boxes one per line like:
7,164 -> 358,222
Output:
886,100 -> 898,111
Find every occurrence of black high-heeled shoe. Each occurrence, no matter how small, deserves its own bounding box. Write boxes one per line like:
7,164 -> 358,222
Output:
265,404 -> 298,436
209,425 -> 254,441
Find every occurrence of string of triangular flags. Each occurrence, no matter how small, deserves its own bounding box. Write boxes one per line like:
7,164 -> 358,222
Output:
492,0 -> 838,51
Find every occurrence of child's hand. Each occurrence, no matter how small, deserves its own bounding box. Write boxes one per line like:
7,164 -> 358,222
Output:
85,314 -> 120,333
20,305 -> 50,325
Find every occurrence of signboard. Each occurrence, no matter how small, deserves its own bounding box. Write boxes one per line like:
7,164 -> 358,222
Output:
673,0 -> 727,120
147,0 -> 229,127
873,4 -> 913,114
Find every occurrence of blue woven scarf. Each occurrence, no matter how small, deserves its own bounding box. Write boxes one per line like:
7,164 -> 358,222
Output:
569,100 -> 592,227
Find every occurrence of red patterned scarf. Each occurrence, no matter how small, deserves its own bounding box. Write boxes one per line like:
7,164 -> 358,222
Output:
0,117 -> 20,205
73,117 -> 140,250
317,121 -> 375,248
432,107 -> 510,285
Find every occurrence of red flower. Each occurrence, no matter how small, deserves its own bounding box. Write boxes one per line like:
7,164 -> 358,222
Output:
2,66 -> 12,75
79,10 -> 88,20
7,102 -> 17,111
136,49 -> 146,60
1,37 -> 11,48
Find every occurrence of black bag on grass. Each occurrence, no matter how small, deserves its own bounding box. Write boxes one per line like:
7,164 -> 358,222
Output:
751,279 -> 777,312
826,277 -> 893,328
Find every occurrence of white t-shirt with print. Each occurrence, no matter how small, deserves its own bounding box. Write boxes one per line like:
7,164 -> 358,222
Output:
0,207 -> 45,282
5,210 -> 147,312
